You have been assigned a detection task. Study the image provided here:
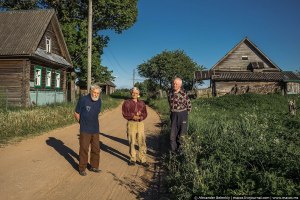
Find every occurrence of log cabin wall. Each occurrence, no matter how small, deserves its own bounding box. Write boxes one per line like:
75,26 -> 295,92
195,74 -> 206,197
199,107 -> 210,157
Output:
0,59 -> 30,106
214,81 -> 282,96
286,82 -> 300,94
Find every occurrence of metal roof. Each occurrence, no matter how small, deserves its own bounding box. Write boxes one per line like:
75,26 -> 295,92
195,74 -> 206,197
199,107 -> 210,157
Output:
0,9 -> 54,55
0,9 -> 72,68
195,70 -> 300,82
35,48 -> 71,67
211,71 -> 300,82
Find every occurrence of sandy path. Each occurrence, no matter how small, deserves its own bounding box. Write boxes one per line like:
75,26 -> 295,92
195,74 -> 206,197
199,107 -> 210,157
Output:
0,103 -> 162,200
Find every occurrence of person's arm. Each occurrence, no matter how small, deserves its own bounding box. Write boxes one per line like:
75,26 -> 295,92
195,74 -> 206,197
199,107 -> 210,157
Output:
186,93 -> 192,113
74,97 -> 82,123
122,101 -> 134,120
74,112 -> 80,123
139,102 -> 147,120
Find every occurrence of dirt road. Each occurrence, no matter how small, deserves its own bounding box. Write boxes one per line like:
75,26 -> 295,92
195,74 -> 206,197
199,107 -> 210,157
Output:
0,103 -> 162,200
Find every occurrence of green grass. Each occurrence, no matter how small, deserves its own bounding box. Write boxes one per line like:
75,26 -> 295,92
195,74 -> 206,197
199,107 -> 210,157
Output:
0,94 -> 121,145
151,94 -> 300,198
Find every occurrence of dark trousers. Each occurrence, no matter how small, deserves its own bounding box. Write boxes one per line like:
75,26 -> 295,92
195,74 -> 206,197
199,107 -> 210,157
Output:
79,132 -> 100,172
170,110 -> 188,152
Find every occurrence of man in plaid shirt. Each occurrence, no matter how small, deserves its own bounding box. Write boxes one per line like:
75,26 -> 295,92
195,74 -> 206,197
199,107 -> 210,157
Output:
168,77 -> 192,152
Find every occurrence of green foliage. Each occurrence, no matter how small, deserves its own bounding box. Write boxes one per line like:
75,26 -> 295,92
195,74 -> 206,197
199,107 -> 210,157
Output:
110,88 -> 131,99
0,0 -> 138,85
0,95 -> 121,145
152,94 -> 300,198
134,80 -> 160,98
137,50 -> 203,91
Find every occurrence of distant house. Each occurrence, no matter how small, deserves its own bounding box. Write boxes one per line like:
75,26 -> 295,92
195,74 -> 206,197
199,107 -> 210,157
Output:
195,37 -> 300,97
0,9 -> 73,106
98,81 -> 116,95
78,81 -> 116,96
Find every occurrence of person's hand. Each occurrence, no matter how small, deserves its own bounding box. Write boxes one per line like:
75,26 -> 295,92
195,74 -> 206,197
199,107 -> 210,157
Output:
133,115 -> 140,120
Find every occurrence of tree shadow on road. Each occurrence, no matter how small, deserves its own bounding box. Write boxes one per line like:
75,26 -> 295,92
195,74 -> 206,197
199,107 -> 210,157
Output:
46,137 -> 79,171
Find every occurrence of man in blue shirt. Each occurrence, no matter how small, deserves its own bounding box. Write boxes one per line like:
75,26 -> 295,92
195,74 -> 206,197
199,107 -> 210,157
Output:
74,85 -> 102,176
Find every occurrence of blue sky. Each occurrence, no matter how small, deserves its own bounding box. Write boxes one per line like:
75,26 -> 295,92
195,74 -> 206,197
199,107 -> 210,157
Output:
101,0 -> 300,89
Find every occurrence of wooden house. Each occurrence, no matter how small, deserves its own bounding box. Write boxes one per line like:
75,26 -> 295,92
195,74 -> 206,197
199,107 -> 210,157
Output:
195,37 -> 300,96
0,9 -> 73,107
77,81 -> 116,96
98,81 -> 116,95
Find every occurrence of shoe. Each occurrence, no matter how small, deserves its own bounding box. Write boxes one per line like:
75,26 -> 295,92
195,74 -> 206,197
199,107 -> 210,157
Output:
128,160 -> 136,166
89,167 -> 101,173
141,162 -> 150,168
79,171 -> 87,176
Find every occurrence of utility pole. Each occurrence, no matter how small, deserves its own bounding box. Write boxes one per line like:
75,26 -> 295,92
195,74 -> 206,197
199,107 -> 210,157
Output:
133,69 -> 135,87
87,0 -> 92,92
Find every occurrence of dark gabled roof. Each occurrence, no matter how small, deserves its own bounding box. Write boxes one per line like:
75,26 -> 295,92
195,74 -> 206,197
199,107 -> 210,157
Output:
211,37 -> 281,71
0,9 -> 72,67
195,70 -> 300,82
0,9 -> 53,55
210,71 -> 300,82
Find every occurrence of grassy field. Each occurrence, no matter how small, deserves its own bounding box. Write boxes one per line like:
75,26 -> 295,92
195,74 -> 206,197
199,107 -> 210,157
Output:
0,94 -> 121,145
149,94 -> 300,198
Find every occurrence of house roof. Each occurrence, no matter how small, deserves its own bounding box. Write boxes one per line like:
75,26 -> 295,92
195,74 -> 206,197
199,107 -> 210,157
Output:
195,70 -> 300,82
0,9 -> 72,68
211,37 -> 281,71
210,71 -> 300,82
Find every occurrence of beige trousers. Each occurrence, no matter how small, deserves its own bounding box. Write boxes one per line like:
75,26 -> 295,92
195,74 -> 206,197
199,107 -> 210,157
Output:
127,121 -> 147,163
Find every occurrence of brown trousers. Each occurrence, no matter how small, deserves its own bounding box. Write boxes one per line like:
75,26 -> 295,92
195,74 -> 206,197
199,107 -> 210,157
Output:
79,132 -> 100,172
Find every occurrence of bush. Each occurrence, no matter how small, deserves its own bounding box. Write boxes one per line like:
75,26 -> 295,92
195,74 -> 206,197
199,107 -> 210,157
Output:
156,94 -> 300,198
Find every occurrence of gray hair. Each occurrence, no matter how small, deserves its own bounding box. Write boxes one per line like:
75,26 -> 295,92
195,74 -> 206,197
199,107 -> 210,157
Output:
90,84 -> 102,92
173,77 -> 182,85
130,87 -> 140,93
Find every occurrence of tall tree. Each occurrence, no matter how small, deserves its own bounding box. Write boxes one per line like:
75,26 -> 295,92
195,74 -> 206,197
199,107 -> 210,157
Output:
138,50 -> 203,91
0,0 -> 138,85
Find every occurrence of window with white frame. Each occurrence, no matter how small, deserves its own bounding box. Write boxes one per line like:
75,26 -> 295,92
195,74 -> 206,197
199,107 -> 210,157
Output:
55,71 -> 61,89
34,66 -> 42,88
46,37 -> 51,53
46,69 -> 52,88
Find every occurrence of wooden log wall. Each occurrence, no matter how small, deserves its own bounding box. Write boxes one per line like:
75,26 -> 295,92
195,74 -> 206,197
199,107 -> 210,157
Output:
214,81 -> 282,96
0,59 -> 29,106
38,19 -> 62,56
215,43 -> 277,72
286,82 -> 300,94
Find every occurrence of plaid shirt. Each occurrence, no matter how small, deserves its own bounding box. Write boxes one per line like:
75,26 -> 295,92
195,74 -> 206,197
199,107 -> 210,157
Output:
168,90 -> 192,112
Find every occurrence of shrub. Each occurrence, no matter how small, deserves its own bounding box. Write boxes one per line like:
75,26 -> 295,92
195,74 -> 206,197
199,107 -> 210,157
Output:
157,94 -> 300,198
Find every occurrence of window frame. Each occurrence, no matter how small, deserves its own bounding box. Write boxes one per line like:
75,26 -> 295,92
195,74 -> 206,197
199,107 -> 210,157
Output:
34,66 -> 43,88
46,37 -> 51,53
45,68 -> 52,88
55,70 -> 61,89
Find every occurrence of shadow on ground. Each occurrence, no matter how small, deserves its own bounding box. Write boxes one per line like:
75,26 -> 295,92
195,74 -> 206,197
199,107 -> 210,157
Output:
46,137 -> 79,171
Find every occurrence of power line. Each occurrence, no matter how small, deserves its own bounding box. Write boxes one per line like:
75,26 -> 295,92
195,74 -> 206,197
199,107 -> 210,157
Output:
106,48 -> 128,74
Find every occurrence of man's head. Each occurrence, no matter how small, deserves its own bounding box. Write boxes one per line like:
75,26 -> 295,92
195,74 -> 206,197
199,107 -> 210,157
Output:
130,87 -> 140,100
173,77 -> 182,92
90,84 -> 101,101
